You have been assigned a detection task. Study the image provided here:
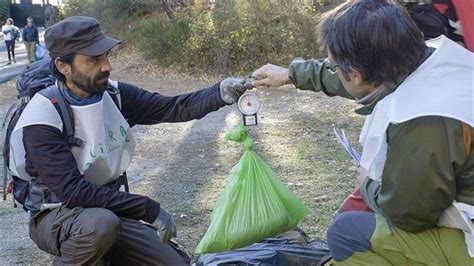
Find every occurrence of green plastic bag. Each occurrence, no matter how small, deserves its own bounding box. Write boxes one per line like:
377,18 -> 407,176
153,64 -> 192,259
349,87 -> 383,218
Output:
195,126 -> 310,254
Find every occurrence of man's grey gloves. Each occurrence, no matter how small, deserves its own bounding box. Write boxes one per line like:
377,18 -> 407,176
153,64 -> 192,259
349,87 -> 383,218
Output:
151,207 -> 177,242
219,78 -> 252,104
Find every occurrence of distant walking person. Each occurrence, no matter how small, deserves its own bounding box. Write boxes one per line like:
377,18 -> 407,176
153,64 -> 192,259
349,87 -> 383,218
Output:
2,18 -> 19,64
23,16 -> 40,63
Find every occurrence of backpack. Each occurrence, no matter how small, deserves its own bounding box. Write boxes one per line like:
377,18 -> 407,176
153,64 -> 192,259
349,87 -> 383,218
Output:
11,28 -> 20,41
2,58 -> 128,207
405,3 -> 449,39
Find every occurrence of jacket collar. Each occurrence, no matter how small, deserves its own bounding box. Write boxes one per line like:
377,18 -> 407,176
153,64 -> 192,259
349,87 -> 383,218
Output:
354,47 -> 434,115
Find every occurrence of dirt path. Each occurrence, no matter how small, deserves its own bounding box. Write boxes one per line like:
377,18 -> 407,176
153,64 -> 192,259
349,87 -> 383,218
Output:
0,50 -> 363,264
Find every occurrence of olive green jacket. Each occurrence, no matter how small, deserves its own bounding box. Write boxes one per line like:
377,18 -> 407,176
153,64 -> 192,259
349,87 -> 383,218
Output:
288,57 -> 474,232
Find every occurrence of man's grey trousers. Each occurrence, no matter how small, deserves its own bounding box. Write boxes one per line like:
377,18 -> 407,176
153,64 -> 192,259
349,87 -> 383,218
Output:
29,207 -> 187,265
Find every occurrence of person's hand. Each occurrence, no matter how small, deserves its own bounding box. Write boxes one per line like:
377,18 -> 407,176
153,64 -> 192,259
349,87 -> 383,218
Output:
151,207 -> 177,242
251,64 -> 290,87
219,77 -> 248,104
356,166 -> 369,186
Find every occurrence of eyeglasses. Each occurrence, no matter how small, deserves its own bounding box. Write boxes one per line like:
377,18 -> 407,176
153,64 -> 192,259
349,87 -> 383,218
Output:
324,58 -> 340,74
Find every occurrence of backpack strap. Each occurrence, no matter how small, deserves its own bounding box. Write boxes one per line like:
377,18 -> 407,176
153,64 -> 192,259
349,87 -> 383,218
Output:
119,172 -> 129,193
39,86 -> 83,147
107,82 -> 128,192
462,122 -> 472,157
109,90 -> 122,110
108,80 -> 122,110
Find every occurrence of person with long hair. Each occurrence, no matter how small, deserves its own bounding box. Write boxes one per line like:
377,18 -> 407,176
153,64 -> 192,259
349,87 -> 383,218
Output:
2,18 -> 19,64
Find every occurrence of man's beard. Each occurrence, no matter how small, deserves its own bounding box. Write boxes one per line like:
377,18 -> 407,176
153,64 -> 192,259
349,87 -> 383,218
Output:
70,67 -> 110,95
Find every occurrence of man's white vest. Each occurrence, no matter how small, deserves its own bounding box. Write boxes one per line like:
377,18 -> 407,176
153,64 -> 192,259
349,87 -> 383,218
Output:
358,35 -> 474,255
9,81 -> 136,186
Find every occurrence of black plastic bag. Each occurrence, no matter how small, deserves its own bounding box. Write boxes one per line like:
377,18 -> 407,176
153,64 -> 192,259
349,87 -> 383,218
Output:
194,229 -> 330,266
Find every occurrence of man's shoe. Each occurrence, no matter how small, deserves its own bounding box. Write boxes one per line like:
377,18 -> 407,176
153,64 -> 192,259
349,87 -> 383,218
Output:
13,58 -> 16,63
6,61 -> 11,65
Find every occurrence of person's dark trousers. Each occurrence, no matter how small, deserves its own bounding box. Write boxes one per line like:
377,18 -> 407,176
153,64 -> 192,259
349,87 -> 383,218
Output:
29,207 -> 187,266
5,40 -> 16,63
327,211 -> 376,261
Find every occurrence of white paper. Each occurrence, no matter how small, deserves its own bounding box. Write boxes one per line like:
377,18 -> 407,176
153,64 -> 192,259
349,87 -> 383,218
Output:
333,126 -> 361,164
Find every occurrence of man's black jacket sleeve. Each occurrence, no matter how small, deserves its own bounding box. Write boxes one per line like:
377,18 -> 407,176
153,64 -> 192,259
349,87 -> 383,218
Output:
23,82 -> 227,223
119,82 -> 226,126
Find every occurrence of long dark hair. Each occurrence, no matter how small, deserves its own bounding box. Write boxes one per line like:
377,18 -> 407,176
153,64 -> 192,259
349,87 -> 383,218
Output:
319,0 -> 427,86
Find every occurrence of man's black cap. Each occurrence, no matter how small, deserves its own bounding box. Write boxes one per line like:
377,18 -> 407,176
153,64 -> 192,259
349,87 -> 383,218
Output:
45,16 -> 121,58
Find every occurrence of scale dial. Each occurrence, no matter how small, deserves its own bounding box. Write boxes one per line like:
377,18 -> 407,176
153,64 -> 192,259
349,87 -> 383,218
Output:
238,93 -> 260,115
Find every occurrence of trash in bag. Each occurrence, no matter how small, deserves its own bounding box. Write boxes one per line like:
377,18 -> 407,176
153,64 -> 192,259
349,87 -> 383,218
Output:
35,44 -> 48,61
195,126 -> 310,254
194,229 -> 331,266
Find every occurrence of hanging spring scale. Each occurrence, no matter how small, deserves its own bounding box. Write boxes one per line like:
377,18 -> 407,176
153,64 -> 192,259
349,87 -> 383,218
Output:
238,77 -> 261,126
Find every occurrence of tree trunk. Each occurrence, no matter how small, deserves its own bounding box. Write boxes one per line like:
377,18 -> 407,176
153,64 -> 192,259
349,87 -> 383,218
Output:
161,0 -> 177,19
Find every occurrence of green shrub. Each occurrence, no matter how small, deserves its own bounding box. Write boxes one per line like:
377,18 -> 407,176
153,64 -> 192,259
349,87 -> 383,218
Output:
177,1 -> 323,74
132,14 -> 190,65
63,0 -> 155,39
63,0 -> 340,75
0,0 -> 9,22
